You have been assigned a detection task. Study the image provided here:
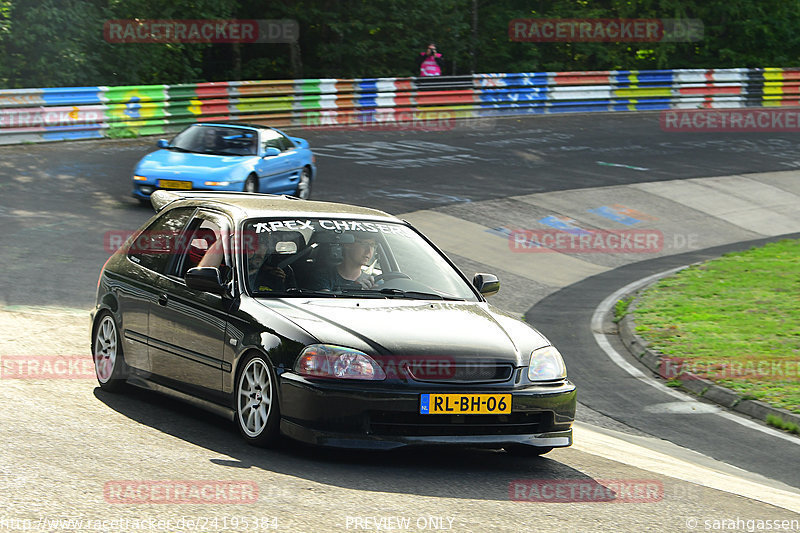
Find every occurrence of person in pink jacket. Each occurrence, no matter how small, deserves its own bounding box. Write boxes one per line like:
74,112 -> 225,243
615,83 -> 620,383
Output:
416,43 -> 444,76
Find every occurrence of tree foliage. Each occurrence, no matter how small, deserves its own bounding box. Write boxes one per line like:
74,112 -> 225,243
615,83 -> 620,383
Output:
1,0 -> 799,88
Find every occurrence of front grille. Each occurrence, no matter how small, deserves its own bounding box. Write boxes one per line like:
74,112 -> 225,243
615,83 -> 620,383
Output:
406,362 -> 514,384
367,411 -> 545,436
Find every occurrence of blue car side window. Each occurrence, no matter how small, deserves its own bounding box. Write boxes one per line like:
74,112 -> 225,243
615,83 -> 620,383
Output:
261,129 -> 286,152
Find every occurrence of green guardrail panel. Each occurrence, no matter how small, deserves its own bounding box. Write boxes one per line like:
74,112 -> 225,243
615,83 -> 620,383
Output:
233,97 -> 294,113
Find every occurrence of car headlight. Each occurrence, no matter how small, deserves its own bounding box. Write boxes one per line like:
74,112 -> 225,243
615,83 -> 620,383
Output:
133,175 -> 148,181
295,344 -> 386,381
204,181 -> 231,186
527,345 -> 567,381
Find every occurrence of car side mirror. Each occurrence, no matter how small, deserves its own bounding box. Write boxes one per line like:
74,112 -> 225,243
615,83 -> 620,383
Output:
262,147 -> 280,157
185,267 -> 226,295
156,139 -> 170,148
472,273 -> 500,297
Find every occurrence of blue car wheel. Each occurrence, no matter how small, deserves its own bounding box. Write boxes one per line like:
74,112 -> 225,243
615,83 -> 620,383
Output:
244,174 -> 258,193
295,167 -> 312,199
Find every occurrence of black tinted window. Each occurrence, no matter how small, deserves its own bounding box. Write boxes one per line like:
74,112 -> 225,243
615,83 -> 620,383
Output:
127,208 -> 194,274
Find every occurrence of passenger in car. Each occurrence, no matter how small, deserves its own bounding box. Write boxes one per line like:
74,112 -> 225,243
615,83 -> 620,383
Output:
197,238 -> 224,269
253,260 -> 293,292
249,231 -> 305,293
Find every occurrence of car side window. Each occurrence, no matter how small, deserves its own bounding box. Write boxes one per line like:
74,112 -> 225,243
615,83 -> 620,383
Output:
127,207 -> 194,274
173,214 -> 232,280
261,129 -> 293,152
278,134 -> 295,151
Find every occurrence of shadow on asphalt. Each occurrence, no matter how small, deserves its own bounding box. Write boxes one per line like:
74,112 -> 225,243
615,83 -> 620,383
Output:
93,385 -> 610,502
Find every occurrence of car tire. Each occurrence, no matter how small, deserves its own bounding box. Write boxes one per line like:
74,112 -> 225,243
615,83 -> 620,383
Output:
244,174 -> 259,193
504,444 -> 553,457
294,167 -> 312,199
235,353 -> 280,447
92,313 -> 128,392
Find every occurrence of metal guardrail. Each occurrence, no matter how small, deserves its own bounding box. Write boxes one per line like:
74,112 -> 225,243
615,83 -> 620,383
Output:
1,68 -> 799,144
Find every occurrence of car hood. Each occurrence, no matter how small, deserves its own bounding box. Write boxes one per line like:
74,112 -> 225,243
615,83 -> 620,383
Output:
257,298 -> 550,367
136,150 -> 255,177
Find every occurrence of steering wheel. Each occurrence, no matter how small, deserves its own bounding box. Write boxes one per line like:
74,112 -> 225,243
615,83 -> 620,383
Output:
374,271 -> 411,282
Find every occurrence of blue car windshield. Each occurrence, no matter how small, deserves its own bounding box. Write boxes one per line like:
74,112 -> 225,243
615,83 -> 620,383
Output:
239,218 -> 479,301
171,125 -> 258,156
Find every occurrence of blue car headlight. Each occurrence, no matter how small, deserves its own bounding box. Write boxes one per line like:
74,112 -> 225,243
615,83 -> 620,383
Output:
527,345 -> 567,381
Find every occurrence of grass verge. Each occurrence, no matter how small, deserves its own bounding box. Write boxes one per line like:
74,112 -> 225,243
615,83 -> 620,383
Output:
766,414 -> 800,435
613,295 -> 634,323
633,239 -> 800,414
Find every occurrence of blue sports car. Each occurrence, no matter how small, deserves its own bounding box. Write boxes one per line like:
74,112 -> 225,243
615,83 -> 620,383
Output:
131,123 -> 316,203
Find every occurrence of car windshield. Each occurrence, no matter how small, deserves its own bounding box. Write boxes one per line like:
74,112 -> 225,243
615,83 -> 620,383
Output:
240,218 -> 478,301
170,125 -> 258,156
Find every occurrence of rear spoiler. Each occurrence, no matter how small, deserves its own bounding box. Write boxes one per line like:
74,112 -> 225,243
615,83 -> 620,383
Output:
149,190 -> 184,212
149,190 -> 297,212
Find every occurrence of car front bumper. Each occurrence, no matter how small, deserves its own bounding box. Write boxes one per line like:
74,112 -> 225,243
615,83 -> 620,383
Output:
278,372 -> 577,449
132,180 -> 245,199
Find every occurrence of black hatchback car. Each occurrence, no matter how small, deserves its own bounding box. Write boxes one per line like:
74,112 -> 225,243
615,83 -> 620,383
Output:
92,191 -> 576,454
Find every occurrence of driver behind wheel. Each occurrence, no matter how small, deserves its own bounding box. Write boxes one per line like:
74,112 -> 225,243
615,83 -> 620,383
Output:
308,231 -> 377,291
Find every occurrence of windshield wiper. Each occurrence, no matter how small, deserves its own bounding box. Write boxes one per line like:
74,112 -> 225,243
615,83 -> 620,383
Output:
215,150 -> 250,156
168,145 -> 194,153
385,289 -> 465,300
255,288 -> 339,298
341,288 -> 464,301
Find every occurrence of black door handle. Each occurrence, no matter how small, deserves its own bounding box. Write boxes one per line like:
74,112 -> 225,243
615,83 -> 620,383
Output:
158,293 -> 168,306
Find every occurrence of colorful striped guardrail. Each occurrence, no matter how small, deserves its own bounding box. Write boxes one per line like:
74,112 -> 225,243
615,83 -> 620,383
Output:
1,67 -> 799,144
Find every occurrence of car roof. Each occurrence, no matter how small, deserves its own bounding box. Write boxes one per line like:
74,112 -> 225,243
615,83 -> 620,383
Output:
150,190 -> 400,223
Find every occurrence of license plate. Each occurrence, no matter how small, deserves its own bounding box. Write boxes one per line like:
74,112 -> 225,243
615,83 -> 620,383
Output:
420,393 -> 511,415
159,179 -> 192,190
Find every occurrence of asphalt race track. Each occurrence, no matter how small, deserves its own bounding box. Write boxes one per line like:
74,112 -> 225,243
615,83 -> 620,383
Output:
1,112 -> 799,532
